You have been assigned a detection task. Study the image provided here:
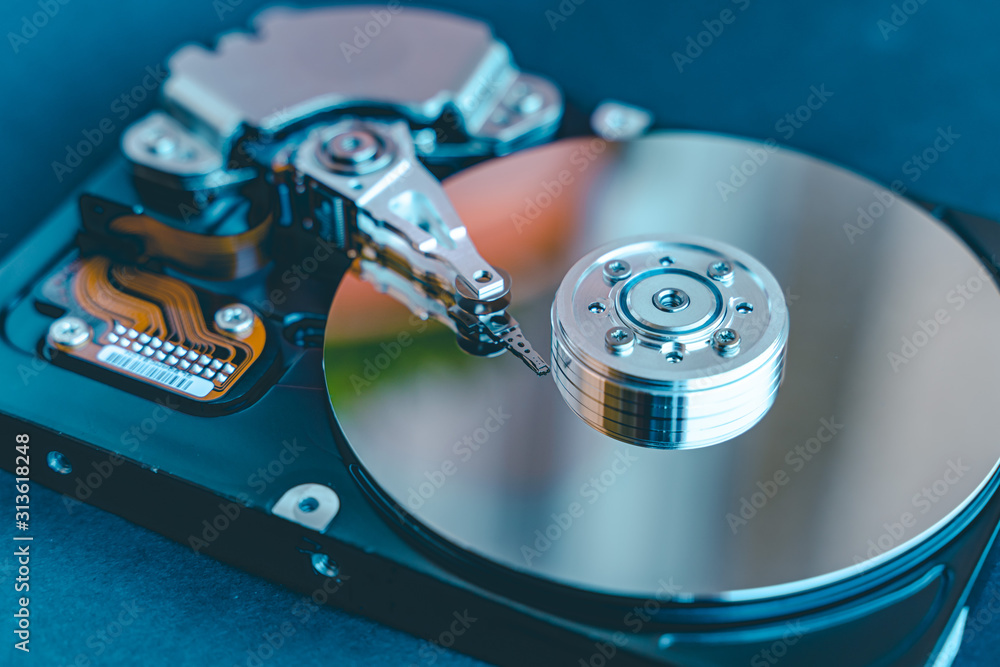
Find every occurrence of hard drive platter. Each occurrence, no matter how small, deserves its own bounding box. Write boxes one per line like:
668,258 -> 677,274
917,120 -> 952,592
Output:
325,132 -> 1000,604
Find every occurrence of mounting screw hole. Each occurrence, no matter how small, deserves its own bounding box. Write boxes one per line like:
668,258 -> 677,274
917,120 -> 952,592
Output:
298,497 -> 319,513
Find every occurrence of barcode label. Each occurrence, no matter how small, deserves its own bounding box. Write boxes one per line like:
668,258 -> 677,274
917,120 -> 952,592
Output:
96,345 -> 214,398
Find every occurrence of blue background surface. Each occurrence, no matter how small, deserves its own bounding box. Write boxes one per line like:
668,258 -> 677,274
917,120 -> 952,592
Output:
2,0 -> 1000,664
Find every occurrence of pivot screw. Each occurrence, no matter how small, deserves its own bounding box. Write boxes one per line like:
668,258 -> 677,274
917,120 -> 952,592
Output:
139,127 -> 195,163
316,124 -> 392,175
605,326 -> 635,354
712,328 -> 741,355
707,260 -> 734,283
324,129 -> 379,165
603,259 -> 632,284
214,304 -> 254,337
49,316 -> 91,348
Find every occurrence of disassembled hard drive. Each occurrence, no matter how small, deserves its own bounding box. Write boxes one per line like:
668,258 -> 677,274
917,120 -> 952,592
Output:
2,5 -> 998,667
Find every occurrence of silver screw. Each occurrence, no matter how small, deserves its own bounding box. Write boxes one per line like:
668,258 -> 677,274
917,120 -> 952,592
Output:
214,304 -> 254,337
514,91 -> 544,116
605,326 -> 635,354
324,129 -> 378,165
310,552 -> 340,578
590,101 -> 654,141
707,260 -> 734,283
712,328 -> 741,355
493,82 -> 544,125
146,131 -> 177,156
413,128 -> 437,155
603,259 -> 632,284
49,316 -> 91,348
141,128 -> 196,163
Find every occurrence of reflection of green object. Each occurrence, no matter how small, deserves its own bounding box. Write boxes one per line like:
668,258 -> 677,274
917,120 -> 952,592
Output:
324,323 -> 474,407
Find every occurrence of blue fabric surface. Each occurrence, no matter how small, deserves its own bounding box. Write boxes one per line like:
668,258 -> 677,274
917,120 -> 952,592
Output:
2,0 -> 1000,664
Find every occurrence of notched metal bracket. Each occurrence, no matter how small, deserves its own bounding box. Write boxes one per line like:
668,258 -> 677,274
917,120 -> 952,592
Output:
272,483 -> 341,532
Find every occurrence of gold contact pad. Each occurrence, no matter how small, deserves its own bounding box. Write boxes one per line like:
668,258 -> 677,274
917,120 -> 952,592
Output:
49,256 -> 265,401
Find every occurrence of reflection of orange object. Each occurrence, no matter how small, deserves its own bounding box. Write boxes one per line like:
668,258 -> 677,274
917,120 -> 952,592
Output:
329,137 -> 617,342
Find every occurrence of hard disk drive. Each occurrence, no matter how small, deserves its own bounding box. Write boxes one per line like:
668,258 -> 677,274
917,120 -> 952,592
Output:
2,5 -> 1000,666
